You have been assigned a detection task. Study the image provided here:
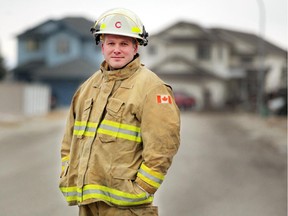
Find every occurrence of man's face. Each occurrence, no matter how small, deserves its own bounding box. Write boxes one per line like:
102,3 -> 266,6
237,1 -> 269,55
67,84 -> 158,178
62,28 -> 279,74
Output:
102,34 -> 138,70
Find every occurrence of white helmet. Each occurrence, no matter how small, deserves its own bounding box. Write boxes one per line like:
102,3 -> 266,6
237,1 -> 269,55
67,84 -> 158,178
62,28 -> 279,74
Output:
90,8 -> 148,46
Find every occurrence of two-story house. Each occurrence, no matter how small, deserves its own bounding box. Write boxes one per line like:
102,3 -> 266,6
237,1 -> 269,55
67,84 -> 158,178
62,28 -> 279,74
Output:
13,18 -> 287,113
140,21 -> 287,112
13,17 -> 103,107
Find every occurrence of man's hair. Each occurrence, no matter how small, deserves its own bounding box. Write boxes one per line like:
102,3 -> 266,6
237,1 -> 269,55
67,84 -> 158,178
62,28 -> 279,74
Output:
101,34 -> 138,45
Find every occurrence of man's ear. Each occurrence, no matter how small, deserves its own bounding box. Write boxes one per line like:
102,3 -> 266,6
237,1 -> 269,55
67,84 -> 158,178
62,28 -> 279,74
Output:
134,43 -> 139,54
101,43 -> 104,53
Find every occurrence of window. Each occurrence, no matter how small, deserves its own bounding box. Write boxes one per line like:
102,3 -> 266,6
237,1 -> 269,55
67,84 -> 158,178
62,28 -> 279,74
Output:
197,44 -> 211,60
25,39 -> 40,52
240,56 -> 253,64
56,38 -> 70,54
217,45 -> 224,60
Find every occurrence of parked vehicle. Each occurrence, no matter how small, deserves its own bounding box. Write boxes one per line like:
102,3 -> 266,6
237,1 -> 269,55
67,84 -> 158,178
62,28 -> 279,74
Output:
174,91 -> 196,110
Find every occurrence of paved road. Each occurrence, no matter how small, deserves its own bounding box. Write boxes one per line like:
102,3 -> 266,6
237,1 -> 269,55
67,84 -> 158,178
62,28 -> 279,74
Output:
0,111 -> 286,216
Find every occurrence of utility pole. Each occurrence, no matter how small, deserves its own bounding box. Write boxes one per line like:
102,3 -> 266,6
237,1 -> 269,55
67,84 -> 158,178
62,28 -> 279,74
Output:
256,0 -> 266,116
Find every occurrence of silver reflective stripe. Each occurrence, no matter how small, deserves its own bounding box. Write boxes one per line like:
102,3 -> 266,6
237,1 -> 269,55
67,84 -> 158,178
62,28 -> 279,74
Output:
74,125 -> 97,132
138,169 -> 163,185
62,191 -> 78,197
83,189 -> 148,203
99,124 -> 141,137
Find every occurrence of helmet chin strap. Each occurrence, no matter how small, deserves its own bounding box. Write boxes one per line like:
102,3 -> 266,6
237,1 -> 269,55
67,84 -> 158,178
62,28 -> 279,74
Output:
90,25 -> 101,45
138,26 -> 149,46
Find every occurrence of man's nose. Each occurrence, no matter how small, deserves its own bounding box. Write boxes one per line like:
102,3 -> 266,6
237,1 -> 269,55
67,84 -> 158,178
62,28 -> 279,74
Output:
113,45 -> 121,53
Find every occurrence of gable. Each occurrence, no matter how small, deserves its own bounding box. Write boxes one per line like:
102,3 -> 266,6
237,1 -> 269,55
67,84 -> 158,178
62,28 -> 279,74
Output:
36,22 -> 59,35
165,24 -> 205,38
17,17 -> 94,40
156,21 -> 211,40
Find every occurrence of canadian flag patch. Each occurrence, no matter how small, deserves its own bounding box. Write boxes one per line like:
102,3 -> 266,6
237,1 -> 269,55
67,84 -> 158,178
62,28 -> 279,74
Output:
157,95 -> 172,104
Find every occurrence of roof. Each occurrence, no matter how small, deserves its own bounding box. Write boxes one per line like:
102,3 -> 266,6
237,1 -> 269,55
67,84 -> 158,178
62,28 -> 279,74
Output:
150,21 -> 287,55
13,58 -> 98,81
151,21 -> 220,42
210,28 -> 287,55
36,58 -> 98,80
17,17 -> 94,40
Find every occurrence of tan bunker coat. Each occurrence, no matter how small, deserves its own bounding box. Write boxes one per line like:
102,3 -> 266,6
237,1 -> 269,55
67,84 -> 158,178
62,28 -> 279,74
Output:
59,56 -> 180,207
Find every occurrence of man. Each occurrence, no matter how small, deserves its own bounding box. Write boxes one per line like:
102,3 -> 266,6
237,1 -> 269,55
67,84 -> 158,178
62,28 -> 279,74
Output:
59,8 -> 180,216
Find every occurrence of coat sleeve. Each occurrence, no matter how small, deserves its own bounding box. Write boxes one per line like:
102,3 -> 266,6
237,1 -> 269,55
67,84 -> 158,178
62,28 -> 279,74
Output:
60,93 -> 78,177
135,84 -> 181,194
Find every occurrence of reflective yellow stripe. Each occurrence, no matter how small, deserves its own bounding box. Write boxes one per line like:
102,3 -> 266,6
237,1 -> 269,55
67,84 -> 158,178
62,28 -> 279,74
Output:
137,172 -> 160,188
74,121 -> 86,126
73,121 -> 98,136
141,163 -> 164,180
137,163 -> 165,189
102,120 -> 141,133
61,155 -> 69,171
61,155 -> 69,162
60,184 -> 153,206
73,120 -> 142,142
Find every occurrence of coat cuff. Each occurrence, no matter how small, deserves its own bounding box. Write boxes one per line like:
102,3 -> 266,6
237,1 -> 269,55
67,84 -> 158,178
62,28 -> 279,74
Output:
135,177 -> 157,194
135,163 -> 165,194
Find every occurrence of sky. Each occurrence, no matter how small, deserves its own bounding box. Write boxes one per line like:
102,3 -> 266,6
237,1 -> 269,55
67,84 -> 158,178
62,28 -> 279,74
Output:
0,0 -> 287,69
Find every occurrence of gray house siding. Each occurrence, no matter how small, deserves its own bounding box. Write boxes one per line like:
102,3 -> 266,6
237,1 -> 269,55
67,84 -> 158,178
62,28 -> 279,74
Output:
46,32 -> 80,66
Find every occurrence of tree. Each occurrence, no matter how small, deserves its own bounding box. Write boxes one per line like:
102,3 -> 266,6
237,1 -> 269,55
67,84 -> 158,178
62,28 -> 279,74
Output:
0,55 -> 7,80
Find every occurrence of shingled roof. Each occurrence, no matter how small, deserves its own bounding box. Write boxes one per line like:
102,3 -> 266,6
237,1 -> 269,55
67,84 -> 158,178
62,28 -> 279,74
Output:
210,28 -> 287,55
17,16 -> 94,39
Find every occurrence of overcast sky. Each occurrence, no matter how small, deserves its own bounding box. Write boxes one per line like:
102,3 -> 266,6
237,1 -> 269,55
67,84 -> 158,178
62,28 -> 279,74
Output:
0,0 -> 287,68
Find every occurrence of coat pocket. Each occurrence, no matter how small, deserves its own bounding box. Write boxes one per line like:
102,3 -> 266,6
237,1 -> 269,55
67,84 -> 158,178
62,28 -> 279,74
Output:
111,167 -> 138,193
82,98 -> 93,122
106,98 -> 124,120
75,98 -> 94,138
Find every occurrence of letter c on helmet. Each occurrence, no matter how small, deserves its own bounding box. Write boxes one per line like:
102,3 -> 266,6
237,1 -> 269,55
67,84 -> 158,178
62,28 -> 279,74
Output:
115,21 -> 122,28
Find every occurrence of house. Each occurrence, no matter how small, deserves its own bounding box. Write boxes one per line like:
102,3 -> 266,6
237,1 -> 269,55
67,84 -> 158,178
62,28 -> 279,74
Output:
12,17 -> 287,113
0,82 -> 50,116
140,21 -> 287,112
13,17 -> 103,107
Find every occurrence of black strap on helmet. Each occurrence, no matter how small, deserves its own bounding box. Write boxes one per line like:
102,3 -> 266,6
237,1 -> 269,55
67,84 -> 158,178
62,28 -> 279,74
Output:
138,26 -> 149,46
90,23 -> 101,45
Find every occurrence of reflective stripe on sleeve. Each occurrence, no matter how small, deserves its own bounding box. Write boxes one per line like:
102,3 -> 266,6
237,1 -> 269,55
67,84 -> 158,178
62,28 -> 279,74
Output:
137,163 -> 164,188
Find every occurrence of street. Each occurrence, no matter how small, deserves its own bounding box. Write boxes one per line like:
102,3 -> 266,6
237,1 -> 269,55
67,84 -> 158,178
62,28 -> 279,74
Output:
0,110 -> 286,216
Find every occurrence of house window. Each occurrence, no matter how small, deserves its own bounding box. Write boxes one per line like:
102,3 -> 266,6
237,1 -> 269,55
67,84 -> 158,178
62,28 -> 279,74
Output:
197,44 -> 211,60
25,39 -> 40,52
56,38 -> 70,54
217,45 -> 224,60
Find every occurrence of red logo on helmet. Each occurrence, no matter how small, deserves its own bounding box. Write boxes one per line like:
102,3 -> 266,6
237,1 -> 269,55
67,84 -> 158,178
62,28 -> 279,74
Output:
115,21 -> 122,28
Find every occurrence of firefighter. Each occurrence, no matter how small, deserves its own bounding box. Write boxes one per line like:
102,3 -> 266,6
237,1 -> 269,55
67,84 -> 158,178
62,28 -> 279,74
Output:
59,8 -> 180,216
